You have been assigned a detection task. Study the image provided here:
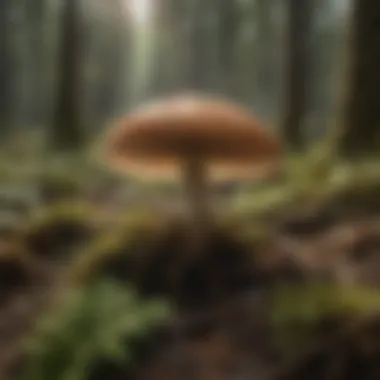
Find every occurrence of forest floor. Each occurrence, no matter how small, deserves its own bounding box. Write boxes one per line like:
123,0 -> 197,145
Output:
0,153 -> 379,380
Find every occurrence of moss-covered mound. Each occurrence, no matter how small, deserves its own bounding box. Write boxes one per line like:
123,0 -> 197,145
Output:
22,203 -> 95,258
69,213 -> 286,310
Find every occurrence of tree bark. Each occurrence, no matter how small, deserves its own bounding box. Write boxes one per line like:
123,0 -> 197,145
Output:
50,0 -> 84,151
281,0 -> 313,151
340,0 -> 380,157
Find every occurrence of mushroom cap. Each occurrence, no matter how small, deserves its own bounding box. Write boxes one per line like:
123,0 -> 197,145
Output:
101,94 -> 283,181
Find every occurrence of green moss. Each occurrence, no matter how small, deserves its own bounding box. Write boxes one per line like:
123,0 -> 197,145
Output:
23,202 -> 94,257
27,202 -> 94,227
217,215 -> 271,250
38,171 -> 85,203
271,283 -> 380,355
19,279 -> 172,380
68,211 -> 168,286
232,157 -> 380,221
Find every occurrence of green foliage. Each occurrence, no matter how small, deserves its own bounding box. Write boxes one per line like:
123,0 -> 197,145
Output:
0,148 -> 119,190
39,172 -> 83,198
273,283 -> 380,324
271,282 -> 380,355
286,136 -> 338,192
37,153 -> 98,193
26,202 -> 94,230
232,138 -> 380,220
231,142 -> 332,217
19,280 -> 172,380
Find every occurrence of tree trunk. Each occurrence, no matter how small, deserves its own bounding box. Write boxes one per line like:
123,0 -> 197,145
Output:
150,0 -> 173,94
92,29 -> 127,125
254,0 -> 277,119
281,0 -> 313,151
340,0 -> 380,157
0,0 -> 13,139
26,0 -> 47,126
188,0 -> 212,90
50,0 -> 84,151
217,0 -> 240,95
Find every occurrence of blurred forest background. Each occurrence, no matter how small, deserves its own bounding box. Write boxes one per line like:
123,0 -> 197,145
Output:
0,1 -> 380,380
1,0 -> 378,155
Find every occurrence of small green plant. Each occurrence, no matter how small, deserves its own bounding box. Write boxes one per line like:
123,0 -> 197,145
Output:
19,280 -> 172,380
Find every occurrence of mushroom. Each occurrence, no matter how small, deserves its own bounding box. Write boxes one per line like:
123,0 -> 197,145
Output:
100,94 -> 282,248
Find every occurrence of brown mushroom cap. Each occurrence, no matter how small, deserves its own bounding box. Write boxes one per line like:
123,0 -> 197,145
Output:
102,94 -> 283,181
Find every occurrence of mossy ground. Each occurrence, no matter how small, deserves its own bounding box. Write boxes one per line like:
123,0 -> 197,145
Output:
0,147 -> 379,380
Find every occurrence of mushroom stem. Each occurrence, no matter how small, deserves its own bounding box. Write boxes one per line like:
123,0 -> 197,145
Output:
182,156 -> 212,247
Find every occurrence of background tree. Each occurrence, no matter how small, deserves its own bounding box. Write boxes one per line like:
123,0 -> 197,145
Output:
50,0 -> 84,151
24,0 -> 47,126
187,0 -> 214,90
340,0 -> 380,156
253,0 -> 277,118
0,0 -> 13,139
0,0 -> 353,151
307,0 -> 342,139
216,0 -> 240,95
82,0 -> 130,128
281,0 -> 314,151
